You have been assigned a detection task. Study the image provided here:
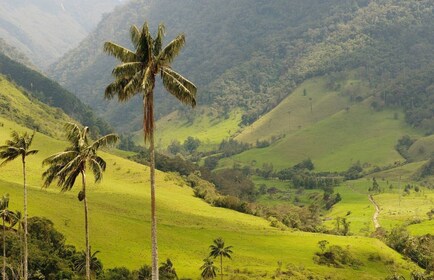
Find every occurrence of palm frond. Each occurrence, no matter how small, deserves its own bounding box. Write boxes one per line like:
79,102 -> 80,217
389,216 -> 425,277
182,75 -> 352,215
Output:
156,34 -> 185,66
112,62 -> 142,79
103,42 -> 136,63
104,78 -> 131,101
161,68 -> 196,107
0,147 -> 20,166
153,23 -> 166,56
89,157 -> 105,183
91,134 -> 119,150
138,22 -> 153,64
64,123 -> 82,145
26,149 -> 39,156
130,25 -> 141,49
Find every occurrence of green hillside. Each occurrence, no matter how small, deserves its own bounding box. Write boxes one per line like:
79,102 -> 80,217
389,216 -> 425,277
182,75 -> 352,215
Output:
221,76 -> 421,172
0,75 -> 73,138
0,79 -> 420,279
0,52 -> 112,135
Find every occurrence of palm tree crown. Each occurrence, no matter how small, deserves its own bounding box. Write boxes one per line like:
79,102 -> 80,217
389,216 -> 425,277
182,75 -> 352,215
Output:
209,237 -> 233,280
42,123 -> 118,191
0,131 -> 38,165
200,258 -> 218,279
104,22 -> 197,141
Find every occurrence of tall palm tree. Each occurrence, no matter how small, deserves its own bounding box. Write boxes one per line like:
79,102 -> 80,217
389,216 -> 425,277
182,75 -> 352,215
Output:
200,258 -> 218,280
42,123 -> 118,280
209,238 -> 233,280
0,131 -> 38,280
0,194 -> 18,280
104,21 -> 197,279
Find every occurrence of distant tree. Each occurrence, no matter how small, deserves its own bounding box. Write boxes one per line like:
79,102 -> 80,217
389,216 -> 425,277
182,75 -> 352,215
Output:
159,259 -> 178,280
42,123 -> 118,280
167,140 -> 182,155
104,22 -> 197,279
200,258 -> 218,279
74,248 -> 103,278
137,265 -> 152,280
0,194 -> 17,280
317,240 -> 329,253
0,131 -> 38,280
183,137 -> 201,154
209,238 -> 233,280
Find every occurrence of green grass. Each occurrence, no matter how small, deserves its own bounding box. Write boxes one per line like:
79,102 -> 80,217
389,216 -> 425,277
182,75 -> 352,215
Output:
0,77 -> 424,278
133,108 -> 243,151
408,134 -> 434,161
0,117 -> 421,278
221,76 -> 420,172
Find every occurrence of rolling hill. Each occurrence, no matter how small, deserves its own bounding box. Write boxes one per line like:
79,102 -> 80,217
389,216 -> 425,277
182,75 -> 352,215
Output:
0,65 -> 421,279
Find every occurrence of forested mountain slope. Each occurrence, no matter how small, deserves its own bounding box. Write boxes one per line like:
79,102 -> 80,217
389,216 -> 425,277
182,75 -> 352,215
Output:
49,0 -> 434,134
0,0 -> 122,68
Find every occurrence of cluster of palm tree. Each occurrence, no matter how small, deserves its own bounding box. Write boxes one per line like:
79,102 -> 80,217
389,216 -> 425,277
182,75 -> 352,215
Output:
201,238 -> 233,280
0,20 -> 196,280
0,126 -> 118,280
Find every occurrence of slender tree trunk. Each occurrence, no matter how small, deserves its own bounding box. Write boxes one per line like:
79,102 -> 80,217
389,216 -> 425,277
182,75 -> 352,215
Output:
19,223 -> 23,280
22,156 -> 28,280
220,255 -> 223,280
149,101 -> 159,280
81,171 -> 91,280
2,218 -> 5,280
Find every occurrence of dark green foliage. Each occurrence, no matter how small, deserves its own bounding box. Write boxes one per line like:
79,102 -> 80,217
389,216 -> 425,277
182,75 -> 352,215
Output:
159,259 -> 178,280
395,135 -> 415,161
218,139 -> 250,158
209,169 -> 256,201
343,162 -> 363,180
313,244 -> 363,269
0,52 -> 112,136
386,226 -> 434,272
101,267 -> 134,280
183,137 -> 201,154
414,156 -> 434,180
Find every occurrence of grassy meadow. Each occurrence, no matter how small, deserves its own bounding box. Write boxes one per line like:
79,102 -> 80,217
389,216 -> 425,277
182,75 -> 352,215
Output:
220,77 -> 420,172
0,118 -> 420,278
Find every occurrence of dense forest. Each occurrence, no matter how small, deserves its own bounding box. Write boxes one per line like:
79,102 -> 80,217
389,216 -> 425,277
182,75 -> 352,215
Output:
49,0 -> 434,134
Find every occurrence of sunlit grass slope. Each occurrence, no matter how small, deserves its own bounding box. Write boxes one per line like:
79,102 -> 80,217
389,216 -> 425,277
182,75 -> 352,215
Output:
224,77 -> 420,172
0,75 -> 73,138
0,117 -> 420,278
133,108 -> 243,151
327,163 -> 434,237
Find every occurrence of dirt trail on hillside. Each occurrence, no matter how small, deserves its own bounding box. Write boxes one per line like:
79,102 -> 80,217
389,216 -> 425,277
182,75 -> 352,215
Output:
368,195 -> 381,229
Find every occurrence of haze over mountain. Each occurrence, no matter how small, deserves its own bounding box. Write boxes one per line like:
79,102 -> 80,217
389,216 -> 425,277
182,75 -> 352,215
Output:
0,0 -> 123,69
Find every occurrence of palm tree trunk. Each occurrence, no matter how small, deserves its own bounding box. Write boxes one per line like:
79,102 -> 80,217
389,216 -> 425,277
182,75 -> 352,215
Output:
22,156 -> 28,280
81,171 -> 91,280
150,106 -> 159,280
2,218 -> 5,280
220,255 -> 223,280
